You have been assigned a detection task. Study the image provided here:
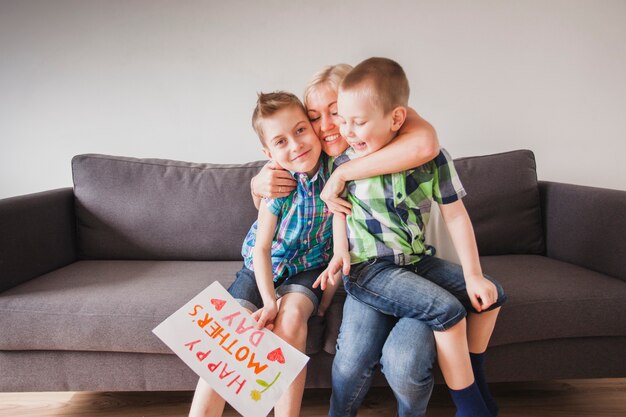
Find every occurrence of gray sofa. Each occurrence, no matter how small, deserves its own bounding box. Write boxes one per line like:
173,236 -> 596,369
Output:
1,149 -> 625,392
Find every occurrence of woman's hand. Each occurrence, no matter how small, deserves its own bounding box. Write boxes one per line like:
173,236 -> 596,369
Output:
252,161 -> 296,199
321,168 -> 352,215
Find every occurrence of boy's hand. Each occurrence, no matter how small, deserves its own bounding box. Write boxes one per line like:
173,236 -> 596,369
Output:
251,301 -> 278,330
316,271 -> 342,317
314,253 -> 351,290
253,161 -> 296,199
321,170 -> 352,216
465,275 -> 498,312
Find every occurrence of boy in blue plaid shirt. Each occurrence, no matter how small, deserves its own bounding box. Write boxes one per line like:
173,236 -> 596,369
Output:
189,92 -> 338,417
315,58 -> 506,417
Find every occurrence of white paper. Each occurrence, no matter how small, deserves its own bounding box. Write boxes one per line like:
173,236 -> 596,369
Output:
153,281 -> 309,417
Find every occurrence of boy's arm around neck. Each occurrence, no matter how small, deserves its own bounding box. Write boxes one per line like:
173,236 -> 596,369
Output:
321,109 -> 439,215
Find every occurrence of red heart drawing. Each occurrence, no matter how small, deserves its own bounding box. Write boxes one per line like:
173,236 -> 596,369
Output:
267,348 -> 285,364
210,298 -> 226,311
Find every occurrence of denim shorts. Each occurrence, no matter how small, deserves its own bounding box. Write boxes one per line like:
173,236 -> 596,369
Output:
227,265 -> 324,313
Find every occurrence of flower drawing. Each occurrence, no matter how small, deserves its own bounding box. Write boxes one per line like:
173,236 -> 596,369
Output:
250,390 -> 262,401
249,372 -> 281,401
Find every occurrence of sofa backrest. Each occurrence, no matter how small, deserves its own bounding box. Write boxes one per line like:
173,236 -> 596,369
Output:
72,154 -> 264,260
72,150 -> 544,261
454,149 -> 545,255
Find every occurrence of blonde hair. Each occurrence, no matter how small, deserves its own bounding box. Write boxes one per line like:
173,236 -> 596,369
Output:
340,57 -> 409,114
251,91 -> 306,145
303,63 -> 353,108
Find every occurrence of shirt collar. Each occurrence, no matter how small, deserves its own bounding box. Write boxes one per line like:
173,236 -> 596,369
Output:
288,162 -> 323,185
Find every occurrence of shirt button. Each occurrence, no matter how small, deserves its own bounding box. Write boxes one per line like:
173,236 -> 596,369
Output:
308,192 -> 312,197
396,192 -> 403,199
303,240 -> 308,244
307,220 -> 312,225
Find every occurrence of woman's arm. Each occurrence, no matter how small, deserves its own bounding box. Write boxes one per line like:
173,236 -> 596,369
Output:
322,109 -> 440,214
250,161 -> 297,209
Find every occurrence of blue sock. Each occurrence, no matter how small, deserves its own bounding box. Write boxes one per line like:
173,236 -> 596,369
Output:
470,352 -> 499,416
449,381 -> 491,417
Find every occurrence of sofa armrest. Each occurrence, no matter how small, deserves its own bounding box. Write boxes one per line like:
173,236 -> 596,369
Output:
0,188 -> 77,292
539,181 -> 626,281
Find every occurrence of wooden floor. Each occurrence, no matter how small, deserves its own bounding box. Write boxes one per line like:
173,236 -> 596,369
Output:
1,379 -> 625,417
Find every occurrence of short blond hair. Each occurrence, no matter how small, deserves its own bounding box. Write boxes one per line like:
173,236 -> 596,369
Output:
303,63 -> 353,108
251,91 -> 306,145
340,57 -> 409,114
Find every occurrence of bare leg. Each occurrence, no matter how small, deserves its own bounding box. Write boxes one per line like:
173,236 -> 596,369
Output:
188,377 -> 226,417
467,307 -> 500,353
433,318 -> 474,390
272,293 -> 315,417
467,307 -> 502,415
435,318 -> 492,416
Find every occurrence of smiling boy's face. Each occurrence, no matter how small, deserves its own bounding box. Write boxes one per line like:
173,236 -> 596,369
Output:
337,86 -> 398,157
261,105 -> 322,176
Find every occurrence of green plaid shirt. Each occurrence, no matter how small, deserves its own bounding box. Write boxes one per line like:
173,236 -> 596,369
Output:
333,148 -> 466,265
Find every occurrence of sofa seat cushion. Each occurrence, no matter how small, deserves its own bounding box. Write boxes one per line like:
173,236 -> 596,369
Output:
482,255 -> 626,347
0,261 -> 326,355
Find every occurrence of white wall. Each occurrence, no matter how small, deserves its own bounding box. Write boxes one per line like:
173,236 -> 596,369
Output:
1,0 -> 625,199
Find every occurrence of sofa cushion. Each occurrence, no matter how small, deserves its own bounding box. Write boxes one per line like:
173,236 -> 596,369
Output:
72,151 -> 543,260
482,255 -> 626,347
0,261 -> 326,356
455,150 -> 545,255
72,154 -> 265,260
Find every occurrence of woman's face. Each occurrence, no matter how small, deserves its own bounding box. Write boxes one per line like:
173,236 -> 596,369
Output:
305,83 -> 350,157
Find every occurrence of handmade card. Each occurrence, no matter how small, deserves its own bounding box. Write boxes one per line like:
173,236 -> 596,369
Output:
153,281 -> 309,417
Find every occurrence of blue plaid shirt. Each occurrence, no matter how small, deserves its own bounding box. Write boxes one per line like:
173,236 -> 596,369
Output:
242,156 -> 333,282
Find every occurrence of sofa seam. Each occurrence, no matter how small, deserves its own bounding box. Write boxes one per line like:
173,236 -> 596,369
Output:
0,308 -> 161,319
73,154 -> 267,172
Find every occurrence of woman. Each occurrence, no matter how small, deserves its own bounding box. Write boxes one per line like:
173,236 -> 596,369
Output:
252,64 -> 440,417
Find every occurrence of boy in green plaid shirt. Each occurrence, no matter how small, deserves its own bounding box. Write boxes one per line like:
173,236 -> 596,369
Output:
315,58 -> 506,417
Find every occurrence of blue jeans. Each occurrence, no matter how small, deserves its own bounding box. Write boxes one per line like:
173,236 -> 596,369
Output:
344,256 -> 507,331
329,295 -> 436,417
